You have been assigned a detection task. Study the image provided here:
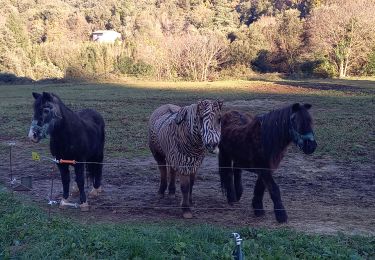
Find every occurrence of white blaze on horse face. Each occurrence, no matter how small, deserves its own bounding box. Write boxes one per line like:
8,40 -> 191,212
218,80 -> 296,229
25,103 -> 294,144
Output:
213,146 -> 220,155
28,126 -> 38,142
28,120 -> 39,143
28,126 -> 34,139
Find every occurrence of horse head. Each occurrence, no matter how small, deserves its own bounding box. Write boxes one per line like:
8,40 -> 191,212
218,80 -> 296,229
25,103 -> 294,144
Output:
197,99 -> 223,154
28,92 -> 62,143
290,103 -> 317,154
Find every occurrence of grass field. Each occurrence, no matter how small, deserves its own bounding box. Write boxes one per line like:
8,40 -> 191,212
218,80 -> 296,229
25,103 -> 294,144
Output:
0,78 -> 374,258
0,78 -> 374,162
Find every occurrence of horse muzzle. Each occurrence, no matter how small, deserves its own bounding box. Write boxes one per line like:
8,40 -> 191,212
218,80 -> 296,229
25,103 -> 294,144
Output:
28,131 -> 41,143
302,140 -> 317,155
28,126 -> 41,143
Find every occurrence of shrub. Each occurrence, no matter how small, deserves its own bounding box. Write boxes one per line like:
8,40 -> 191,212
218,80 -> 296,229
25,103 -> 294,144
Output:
251,50 -> 276,73
130,61 -> 154,76
116,56 -> 133,74
219,64 -> 255,80
311,59 -> 337,78
299,60 -> 321,77
32,61 -> 64,80
116,56 -> 153,77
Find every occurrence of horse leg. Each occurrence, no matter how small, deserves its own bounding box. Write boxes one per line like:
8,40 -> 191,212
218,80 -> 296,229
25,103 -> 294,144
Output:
151,150 -> 168,198
88,163 -> 103,198
168,167 -> 176,197
252,176 -> 266,217
189,172 -> 196,205
180,174 -> 192,219
74,164 -> 89,211
218,152 -> 236,204
261,172 -> 287,223
233,166 -> 243,201
158,163 -> 168,198
58,164 -> 70,209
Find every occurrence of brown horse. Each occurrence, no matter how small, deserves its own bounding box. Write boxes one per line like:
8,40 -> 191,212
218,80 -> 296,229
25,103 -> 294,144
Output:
218,103 -> 317,223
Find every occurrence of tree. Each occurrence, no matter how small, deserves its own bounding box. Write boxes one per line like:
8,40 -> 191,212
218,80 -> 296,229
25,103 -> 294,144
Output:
297,0 -> 322,17
274,9 -> 304,73
179,32 -> 228,81
308,0 -> 375,77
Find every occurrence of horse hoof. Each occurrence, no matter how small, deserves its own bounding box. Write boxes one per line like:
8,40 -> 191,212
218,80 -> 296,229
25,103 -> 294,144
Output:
275,210 -> 288,223
182,211 -> 193,219
88,187 -> 102,198
80,202 -> 90,212
59,199 -> 69,210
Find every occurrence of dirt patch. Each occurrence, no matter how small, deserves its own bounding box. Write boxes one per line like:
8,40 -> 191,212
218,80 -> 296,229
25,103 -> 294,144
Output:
1,142 -> 374,236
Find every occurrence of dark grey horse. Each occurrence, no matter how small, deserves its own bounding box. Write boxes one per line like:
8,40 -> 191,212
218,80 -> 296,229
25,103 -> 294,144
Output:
28,92 -> 105,211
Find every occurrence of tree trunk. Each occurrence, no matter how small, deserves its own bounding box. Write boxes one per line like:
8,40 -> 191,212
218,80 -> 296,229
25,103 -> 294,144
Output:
339,60 -> 345,78
343,60 -> 348,78
343,54 -> 350,78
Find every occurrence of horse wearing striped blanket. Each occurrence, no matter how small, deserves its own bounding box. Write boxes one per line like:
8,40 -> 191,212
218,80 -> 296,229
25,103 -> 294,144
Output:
148,100 -> 223,218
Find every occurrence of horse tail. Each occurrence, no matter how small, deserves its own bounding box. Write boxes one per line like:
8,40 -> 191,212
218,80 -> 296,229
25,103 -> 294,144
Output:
86,163 -> 103,189
233,165 -> 243,201
218,150 -> 238,204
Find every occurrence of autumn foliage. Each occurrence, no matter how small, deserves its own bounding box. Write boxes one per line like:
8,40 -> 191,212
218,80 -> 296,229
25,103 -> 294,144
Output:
0,0 -> 374,81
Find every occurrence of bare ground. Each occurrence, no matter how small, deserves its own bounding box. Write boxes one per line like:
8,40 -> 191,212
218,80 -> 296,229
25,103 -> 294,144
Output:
1,142 -> 374,236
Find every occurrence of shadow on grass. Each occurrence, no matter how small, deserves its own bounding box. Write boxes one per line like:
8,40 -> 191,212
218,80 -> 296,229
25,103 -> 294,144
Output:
0,72 -> 79,85
248,75 -> 375,95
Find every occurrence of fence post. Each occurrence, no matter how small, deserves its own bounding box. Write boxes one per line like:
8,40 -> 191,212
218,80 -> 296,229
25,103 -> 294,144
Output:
232,233 -> 244,260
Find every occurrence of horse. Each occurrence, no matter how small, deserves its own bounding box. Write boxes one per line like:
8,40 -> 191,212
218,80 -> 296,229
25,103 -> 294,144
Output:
28,92 -> 105,211
218,103 -> 317,223
148,100 -> 222,218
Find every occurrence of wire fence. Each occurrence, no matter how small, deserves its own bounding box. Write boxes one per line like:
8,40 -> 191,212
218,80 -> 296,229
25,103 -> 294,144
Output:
1,139 -> 279,171
1,139 -> 374,216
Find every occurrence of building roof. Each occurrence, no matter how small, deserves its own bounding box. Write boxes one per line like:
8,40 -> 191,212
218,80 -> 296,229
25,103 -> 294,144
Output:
92,30 -> 120,34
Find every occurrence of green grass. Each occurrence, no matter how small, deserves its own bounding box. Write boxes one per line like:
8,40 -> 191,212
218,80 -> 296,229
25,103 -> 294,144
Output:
1,189 -> 374,259
0,79 -> 374,162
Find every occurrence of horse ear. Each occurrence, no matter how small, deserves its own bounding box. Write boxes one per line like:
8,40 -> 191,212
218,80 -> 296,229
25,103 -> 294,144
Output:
42,92 -> 53,101
304,103 -> 312,110
32,92 -> 41,100
175,107 -> 187,125
292,103 -> 301,112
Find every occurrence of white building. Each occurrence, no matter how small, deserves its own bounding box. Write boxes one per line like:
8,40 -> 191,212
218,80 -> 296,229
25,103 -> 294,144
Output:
92,30 -> 122,43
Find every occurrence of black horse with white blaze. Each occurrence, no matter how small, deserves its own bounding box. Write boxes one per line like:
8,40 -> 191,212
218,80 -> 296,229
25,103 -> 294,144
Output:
28,92 -> 105,211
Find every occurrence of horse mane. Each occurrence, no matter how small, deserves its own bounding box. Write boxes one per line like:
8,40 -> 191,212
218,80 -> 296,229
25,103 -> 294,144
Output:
181,103 -> 198,135
49,93 -> 75,116
257,105 -> 293,161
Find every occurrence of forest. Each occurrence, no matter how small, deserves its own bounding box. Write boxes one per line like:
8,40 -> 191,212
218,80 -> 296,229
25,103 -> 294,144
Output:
1,0 -> 375,81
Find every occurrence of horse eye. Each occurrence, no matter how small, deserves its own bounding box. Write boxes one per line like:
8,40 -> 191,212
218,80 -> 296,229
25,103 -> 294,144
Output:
43,108 -> 50,114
